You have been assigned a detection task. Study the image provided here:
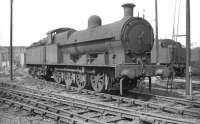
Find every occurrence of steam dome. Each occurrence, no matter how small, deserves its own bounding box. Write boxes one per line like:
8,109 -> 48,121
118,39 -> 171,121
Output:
88,15 -> 102,28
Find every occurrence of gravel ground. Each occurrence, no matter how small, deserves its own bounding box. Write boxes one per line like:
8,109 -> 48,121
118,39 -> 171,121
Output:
0,69 -> 58,124
135,76 -> 200,98
0,68 -> 200,124
0,103 -> 56,124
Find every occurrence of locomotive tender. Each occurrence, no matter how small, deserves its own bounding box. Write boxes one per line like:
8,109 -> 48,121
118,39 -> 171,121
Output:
151,39 -> 186,76
26,3 -> 178,93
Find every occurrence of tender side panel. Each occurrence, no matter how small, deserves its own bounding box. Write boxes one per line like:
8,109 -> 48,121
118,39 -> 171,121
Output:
46,44 -> 59,64
151,47 -> 171,64
158,48 -> 171,64
25,46 -> 45,65
174,48 -> 186,64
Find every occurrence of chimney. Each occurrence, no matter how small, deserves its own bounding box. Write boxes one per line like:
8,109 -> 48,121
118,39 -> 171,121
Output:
122,3 -> 135,17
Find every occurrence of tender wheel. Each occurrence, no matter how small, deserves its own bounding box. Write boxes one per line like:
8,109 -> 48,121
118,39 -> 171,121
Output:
137,76 -> 146,90
90,72 -> 105,92
30,67 -> 37,78
53,72 -> 62,84
75,73 -> 87,90
64,73 -> 74,87
28,68 -> 32,75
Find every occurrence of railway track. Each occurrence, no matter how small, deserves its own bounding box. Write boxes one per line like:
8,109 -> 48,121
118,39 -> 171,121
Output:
9,79 -> 200,117
17,78 -> 200,108
0,81 -> 199,124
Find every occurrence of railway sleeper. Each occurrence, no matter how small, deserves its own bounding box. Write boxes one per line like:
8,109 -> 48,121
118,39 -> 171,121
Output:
105,116 -> 125,123
77,109 -> 91,114
183,110 -> 200,118
139,116 -> 155,123
33,109 -> 45,116
87,106 -> 105,114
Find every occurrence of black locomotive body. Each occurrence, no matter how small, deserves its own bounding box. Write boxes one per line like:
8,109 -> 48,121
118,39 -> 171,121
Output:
25,3 -> 184,93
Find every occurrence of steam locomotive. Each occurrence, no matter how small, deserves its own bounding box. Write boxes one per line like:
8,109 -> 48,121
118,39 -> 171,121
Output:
25,3 -> 185,93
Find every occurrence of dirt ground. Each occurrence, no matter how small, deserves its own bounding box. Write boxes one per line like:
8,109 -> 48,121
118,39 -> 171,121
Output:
132,76 -> 200,99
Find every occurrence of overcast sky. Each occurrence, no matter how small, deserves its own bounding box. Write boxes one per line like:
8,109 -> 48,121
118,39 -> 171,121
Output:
0,0 -> 199,47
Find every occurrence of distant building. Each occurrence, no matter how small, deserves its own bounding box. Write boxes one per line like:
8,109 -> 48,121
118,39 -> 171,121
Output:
191,47 -> 200,75
0,46 -> 26,70
191,47 -> 200,63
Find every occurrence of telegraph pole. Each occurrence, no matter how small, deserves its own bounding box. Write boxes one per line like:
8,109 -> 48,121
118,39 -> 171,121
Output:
186,0 -> 191,96
10,0 -> 13,80
155,0 -> 159,64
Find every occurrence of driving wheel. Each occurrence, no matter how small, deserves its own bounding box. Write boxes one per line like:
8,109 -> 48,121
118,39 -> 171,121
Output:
90,72 -> 105,92
75,73 -> 87,90
63,72 -> 74,87
53,72 -> 62,84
